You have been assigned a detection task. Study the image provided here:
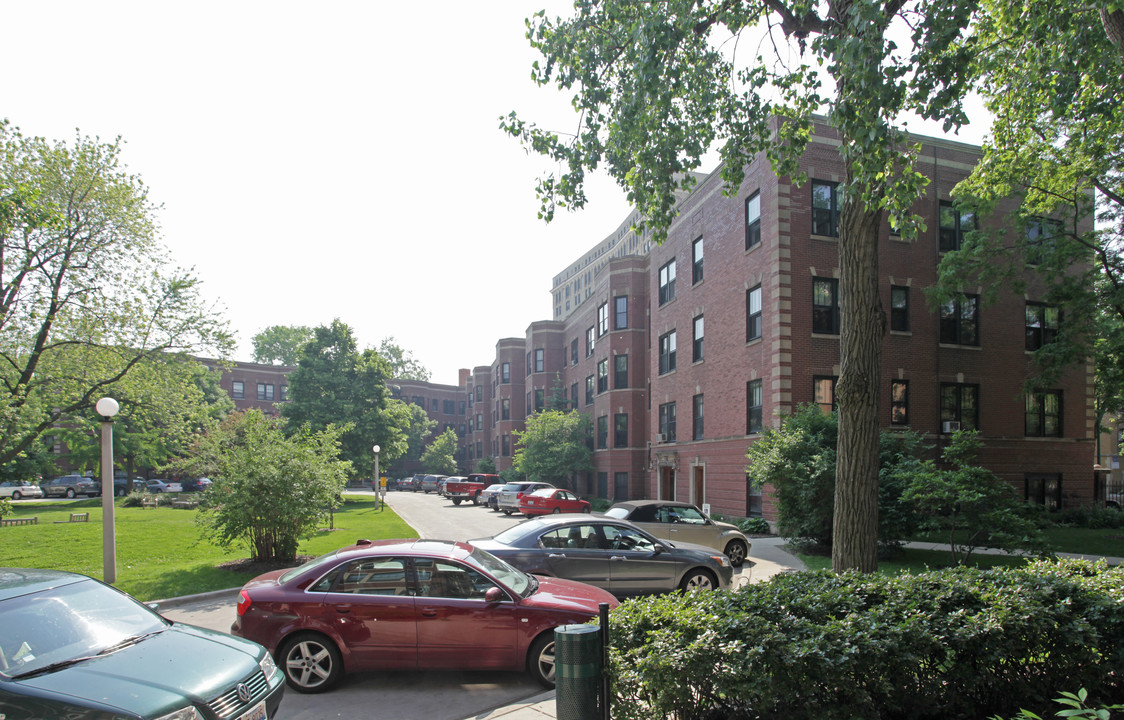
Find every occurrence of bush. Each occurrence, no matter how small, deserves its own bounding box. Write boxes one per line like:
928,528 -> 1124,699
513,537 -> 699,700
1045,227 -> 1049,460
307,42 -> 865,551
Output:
609,560 -> 1124,720
1055,503 -> 1124,530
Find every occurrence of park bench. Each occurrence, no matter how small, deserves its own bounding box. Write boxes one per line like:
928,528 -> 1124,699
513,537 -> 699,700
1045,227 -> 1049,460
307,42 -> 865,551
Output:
141,496 -> 158,508
0,517 -> 38,527
55,512 -> 89,524
172,499 -> 199,509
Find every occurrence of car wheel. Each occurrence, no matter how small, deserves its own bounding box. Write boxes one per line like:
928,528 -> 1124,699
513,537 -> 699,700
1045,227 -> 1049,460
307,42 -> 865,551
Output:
11,491 -> 21,500
452,498 -> 462,506
582,506 -> 591,513
551,507 -> 562,514
723,540 -> 748,568
679,569 -> 717,592
116,486 -> 127,497
472,494 -> 480,506
527,633 -> 557,687
66,488 -> 76,498
279,632 -> 343,693
502,508 -> 513,515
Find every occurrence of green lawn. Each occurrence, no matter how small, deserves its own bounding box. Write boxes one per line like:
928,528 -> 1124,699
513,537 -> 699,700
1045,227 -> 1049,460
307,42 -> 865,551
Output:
1,496 -> 417,601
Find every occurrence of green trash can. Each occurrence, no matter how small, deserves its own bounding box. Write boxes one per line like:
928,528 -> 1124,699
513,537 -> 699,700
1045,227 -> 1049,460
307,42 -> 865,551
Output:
554,624 -> 601,720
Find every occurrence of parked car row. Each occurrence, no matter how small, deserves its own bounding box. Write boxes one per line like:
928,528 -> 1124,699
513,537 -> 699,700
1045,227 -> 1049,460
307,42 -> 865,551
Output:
1,476 -> 217,500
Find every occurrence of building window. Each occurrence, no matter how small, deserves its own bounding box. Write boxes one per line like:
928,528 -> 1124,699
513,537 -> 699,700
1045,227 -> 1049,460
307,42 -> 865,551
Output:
939,200 -> 975,252
280,385 -> 289,402
1025,473 -> 1062,511
502,434 -> 510,456
890,286 -> 910,332
570,382 -> 578,409
693,394 -> 704,440
1026,303 -> 1060,351
746,286 -> 762,341
534,389 -> 544,412
443,399 -> 455,414
940,383 -> 979,432
501,362 -> 510,383
658,402 -> 677,442
659,330 -> 677,375
586,326 -> 595,357
432,399 -> 439,411
814,376 -> 837,414
598,302 -> 609,336
597,359 -> 609,393
614,472 -> 629,501
614,354 -> 628,389
659,259 -> 677,305
940,295 -> 980,346
747,380 -> 763,433
692,237 -> 704,284
1026,390 -> 1062,437
501,398 -> 510,421
693,315 -> 704,362
614,413 -> 629,448
597,415 -> 609,449
476,413 -> 483,433
891,380 -> 909,425
473,385 -> 481,402
257,383 -> 274,402
812,180 -> 840,237
585,375 -> 595,405
570,338 -> 579,366
413,395 -> 425,408
534,349 -> 544,373
526,352 -> 533,377
1026,217 -> 1061,266
231,381 -> 244,400
812,278 -> 840,335
745,191 -> 761,249
614,295 -> 628,330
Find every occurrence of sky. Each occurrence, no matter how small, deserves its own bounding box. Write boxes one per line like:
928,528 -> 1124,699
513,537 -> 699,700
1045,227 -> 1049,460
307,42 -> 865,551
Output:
4,1 -> 990,384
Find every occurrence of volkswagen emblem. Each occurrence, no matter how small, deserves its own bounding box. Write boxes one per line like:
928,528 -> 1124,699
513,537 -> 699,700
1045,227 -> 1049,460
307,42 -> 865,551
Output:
236,683 -> 252,703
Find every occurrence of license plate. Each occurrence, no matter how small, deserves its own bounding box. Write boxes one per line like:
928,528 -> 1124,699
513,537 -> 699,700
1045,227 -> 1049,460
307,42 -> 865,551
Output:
236,700 -> 268,720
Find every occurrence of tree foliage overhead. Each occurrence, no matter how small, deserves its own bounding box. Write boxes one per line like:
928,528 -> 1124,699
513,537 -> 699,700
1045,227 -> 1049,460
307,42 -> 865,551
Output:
251,325 -> 312,366
281,319 -> 408,479
512,409 -> 592,485
0,121 -> 232,471
377,337 -> 432,382
419,427 -> 458,475
178,410 -> 349,562
502,0 -> 977,571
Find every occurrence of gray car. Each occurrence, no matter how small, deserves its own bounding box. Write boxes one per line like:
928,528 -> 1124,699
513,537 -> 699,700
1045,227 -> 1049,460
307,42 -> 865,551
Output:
604,500 -> 752,567
40,475 -> 99,498
470,514 -> 733,597
496,482 -> 554,515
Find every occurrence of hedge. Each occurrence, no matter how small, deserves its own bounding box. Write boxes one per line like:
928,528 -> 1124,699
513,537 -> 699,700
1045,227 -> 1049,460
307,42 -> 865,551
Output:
608,560 -> 1124,720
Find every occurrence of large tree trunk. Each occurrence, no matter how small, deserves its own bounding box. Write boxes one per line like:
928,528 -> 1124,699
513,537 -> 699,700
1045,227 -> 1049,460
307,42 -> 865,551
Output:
832,194 -> 886,573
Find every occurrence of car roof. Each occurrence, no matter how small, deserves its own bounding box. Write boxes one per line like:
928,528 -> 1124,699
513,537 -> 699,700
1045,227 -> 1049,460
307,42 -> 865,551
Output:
610,499 -> 698,511
0,568 -> 87,602
332,538 -> 475,561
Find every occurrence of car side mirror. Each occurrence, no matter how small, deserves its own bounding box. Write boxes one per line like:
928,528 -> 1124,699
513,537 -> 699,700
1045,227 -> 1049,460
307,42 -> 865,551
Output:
485,587 -> 505,603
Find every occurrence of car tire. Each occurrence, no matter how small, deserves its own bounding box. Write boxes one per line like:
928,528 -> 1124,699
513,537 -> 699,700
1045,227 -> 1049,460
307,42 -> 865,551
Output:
502,508 -> 513,516
11,491 -> 21,500
116,486 -> 127,497
723,540 -> 748,568
551,507 -> 562,514
452,498 -> 462,506
527,632 -> 557,687
66,488 -> 76,498
582,506 -> 591,513
279,632 -> 343,693
679,569 -> 717,592
472,494 -> 480,506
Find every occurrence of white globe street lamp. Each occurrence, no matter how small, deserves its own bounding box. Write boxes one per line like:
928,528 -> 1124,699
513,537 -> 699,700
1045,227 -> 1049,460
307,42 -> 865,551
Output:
372,445 -> 381,509
96,397 -> 120,584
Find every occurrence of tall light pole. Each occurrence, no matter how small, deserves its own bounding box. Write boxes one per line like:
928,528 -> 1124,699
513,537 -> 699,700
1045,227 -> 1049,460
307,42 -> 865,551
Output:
96,397 -> 120,584
372,445 -> 381,510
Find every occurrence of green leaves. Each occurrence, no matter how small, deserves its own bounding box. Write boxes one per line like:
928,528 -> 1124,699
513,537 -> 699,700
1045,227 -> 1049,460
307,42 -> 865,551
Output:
511,409 -> 592,484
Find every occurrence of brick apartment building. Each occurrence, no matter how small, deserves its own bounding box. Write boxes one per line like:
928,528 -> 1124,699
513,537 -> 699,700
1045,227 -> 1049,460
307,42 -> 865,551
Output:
205,120 -> 1097,520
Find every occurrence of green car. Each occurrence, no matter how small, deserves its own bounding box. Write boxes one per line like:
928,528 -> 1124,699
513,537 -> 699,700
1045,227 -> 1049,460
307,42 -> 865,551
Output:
0,568 -> 285,719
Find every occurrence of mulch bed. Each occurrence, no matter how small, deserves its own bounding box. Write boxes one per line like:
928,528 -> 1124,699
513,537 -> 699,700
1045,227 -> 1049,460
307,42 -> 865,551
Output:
216,556 -> 315,575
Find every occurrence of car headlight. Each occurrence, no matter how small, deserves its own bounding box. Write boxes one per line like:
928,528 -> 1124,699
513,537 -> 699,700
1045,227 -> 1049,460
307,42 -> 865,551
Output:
260,652 -> 281,684
711,555 -> 731,568
154,707 -> 201,720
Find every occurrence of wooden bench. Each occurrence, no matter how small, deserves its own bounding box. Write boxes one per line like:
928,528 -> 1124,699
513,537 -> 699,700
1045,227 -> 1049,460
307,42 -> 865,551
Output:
0,517 -> 38,527
55,512 -> 89,524
172,500 -> 199,509
141,497 -> 158,508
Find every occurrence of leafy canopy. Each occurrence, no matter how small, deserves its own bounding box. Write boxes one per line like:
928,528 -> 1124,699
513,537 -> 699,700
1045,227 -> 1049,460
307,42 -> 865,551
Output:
512,409 -> 592,485
251,325 -> 312,366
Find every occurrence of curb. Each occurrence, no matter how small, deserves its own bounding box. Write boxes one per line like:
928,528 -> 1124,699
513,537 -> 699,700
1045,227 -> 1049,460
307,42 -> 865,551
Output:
149,586 -> 241,610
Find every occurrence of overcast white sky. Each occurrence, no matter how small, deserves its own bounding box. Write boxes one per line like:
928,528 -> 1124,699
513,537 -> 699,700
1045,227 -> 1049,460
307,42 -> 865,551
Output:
4,2 -> 990,384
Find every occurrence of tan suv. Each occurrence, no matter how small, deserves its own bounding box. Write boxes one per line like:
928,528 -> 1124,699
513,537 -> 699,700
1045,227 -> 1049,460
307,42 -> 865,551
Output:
41,475 -> 99,498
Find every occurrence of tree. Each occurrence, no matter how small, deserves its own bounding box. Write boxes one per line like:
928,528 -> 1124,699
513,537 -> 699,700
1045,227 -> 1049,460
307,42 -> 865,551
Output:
503,0 -> 977,571
178,410 -> 349,562
476,456 -> 497,474
897,430 -> 1048,564
251,325 -> 312,366
397,400 -> 438,466
0,122 -> 232,472
419,428 -> 459,475
512,410 -> 593,486
377,337 -> 432,381
282,320 -> 408,479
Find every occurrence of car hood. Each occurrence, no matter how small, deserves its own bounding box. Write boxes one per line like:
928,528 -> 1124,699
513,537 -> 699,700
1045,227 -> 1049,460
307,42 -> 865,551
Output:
664,539 -> 730,561
14,623 -> 268,716
525,575 -> 618,612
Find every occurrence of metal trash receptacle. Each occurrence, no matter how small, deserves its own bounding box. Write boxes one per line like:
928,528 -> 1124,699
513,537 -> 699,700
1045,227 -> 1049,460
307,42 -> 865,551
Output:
554,624 -> 601,720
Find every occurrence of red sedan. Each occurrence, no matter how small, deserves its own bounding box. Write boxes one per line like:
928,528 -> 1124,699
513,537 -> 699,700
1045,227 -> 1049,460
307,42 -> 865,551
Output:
518,488 -> 591,516
231,538 -> 617,693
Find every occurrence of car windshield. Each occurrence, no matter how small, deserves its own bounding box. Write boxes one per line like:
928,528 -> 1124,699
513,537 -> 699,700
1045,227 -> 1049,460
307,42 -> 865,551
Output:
603,507 -> 629,519
0,578 -> 167,679
280,549 -> 343,583
463,547 -> 534,597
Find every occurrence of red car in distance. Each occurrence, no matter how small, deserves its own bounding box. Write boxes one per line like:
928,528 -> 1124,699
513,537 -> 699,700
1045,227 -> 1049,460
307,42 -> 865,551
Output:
231,539 -> 616,693
518,488 -> 591,516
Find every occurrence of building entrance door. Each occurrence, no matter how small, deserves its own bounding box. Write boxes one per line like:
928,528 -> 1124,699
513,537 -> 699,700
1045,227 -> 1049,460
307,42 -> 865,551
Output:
659,466 -> 675,500
691,465 -> 704,506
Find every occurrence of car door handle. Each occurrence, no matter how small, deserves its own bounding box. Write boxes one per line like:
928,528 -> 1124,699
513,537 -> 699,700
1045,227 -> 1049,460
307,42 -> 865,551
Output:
610,556 -> 627,561
420,608 -> 439,617
335,605 -> 352,614
548,553 -> 566,558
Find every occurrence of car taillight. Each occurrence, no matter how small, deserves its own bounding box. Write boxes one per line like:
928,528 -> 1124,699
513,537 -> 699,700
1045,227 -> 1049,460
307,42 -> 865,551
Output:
237,589 -> 253,616
516,492 -> 524,499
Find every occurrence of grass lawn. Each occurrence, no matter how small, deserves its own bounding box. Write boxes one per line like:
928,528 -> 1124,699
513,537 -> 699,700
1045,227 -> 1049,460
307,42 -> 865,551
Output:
799,526 -> 1124,573
1,495 -> 417,601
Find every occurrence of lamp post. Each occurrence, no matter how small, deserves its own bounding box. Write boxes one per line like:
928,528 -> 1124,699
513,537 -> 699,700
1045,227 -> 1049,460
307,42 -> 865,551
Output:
96,397 -> 119,584
372,445 -> 381,510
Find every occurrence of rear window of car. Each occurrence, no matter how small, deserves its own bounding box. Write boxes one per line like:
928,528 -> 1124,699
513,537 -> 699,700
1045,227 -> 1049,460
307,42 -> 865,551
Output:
604,507 -> 629,519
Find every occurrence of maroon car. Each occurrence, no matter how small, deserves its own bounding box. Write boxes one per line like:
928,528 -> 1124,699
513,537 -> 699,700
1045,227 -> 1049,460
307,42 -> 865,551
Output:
231,538 -> 618,693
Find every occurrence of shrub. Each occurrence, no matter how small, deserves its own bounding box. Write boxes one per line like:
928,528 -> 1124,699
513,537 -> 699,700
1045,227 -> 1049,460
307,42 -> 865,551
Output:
609,560 -> 1124,720
1055,503 -> 1124,530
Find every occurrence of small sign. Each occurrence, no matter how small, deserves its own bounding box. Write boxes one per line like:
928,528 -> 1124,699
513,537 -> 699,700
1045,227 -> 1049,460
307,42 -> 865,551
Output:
702,503 -> 711,517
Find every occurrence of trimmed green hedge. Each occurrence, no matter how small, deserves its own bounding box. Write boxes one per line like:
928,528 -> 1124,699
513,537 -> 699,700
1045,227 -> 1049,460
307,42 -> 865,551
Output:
608,560 -> 1124,720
